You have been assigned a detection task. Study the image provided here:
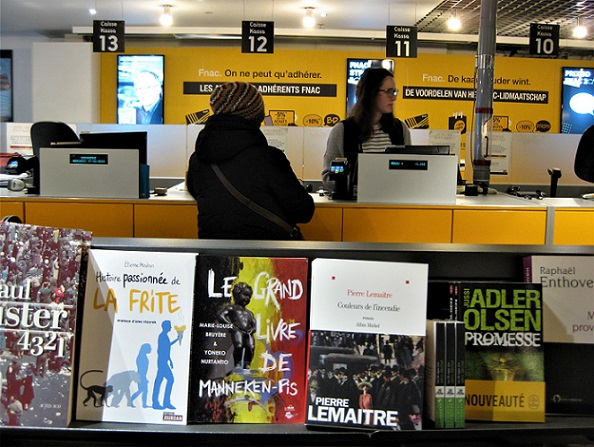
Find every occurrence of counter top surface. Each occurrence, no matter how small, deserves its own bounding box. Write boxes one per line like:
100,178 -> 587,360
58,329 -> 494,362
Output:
2,184 -> 593,209
537,197 -> 594,208
314,191 -> 593,208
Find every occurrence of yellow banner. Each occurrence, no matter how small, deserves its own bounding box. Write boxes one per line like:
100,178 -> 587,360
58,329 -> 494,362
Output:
101,47 -> 593,137
465,379 -> 545,422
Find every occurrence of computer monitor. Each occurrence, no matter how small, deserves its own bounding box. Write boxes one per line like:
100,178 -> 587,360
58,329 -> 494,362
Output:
79,131 -> 148,165
346,58 -> 394,115
357,153 -> 458,205
117,54 -> 164,125
561,67 -> 594,135
39,147 -> 140,199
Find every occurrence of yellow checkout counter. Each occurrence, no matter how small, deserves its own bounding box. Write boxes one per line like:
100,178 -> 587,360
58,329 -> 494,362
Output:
2,184 -> 593,246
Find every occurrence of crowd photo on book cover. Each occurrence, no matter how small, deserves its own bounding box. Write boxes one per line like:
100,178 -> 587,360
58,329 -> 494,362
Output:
307,330 -> 424,430
306,258 -> 428,431
0,222 -> 91,427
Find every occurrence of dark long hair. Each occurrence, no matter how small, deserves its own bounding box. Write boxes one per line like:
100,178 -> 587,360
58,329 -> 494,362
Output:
348,68 -> 397,143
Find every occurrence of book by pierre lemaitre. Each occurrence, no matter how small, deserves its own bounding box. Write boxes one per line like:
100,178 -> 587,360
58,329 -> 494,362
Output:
0,221 -> 92,427
188,255 -> 309,424
76,249 -> 197,425
306,258 -> 428,431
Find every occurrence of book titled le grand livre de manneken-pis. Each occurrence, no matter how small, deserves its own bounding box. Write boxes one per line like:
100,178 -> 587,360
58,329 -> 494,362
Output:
306,258 -> 428,431
0,221 -> 92,427
188,255 -> 309,424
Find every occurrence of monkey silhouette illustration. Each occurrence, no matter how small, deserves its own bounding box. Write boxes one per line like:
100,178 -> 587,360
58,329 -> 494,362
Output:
107,370 -> 141,408
80,369 -> 113,407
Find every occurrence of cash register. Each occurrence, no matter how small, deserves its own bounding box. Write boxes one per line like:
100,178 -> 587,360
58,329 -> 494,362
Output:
356,145 -> 459,205
39,131 -> 149,199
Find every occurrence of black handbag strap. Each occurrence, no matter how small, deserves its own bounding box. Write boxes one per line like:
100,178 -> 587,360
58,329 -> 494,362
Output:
211,164 -> 295,234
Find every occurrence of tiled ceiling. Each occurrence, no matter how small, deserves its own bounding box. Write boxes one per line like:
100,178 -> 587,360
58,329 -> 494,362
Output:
0,0 -> 592,48
418,0 -> 594,40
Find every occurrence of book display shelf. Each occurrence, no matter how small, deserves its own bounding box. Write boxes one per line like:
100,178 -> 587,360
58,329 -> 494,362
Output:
2,239 -> 593,447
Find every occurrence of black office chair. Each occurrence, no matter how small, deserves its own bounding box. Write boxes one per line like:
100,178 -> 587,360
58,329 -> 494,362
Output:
30,121 -> 80,157
26,122 -> 80,194
1,215 -> 23,223
574,125 -> 594,200
547,125 -> 593,198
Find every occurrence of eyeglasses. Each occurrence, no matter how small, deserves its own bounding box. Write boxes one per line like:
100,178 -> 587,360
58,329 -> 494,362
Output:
378,88 -> 399,97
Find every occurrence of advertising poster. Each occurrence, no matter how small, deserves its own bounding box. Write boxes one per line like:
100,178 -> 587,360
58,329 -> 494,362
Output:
117,54 -> 164,125
561,67 -> 594,134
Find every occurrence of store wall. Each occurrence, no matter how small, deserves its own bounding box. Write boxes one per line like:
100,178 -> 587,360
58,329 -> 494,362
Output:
2,37 -> 592,187
1,35 -> 37,122
33,42 -> 100,123
101,46 -> 593,136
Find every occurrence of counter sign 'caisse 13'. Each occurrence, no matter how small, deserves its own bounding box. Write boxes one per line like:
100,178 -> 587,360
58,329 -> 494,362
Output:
93,20 -> 125,53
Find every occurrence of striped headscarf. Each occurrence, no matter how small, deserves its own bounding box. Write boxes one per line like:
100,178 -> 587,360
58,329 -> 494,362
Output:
209,82 -> 265,126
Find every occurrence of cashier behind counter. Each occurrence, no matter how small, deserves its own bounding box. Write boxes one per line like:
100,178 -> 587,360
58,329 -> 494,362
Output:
321,67 -> 412,198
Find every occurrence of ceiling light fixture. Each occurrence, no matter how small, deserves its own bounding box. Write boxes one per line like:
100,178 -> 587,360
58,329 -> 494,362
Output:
447,11 -> 462,31
573,16 -> 588,39
303,7 -> 316,29
160,5 -> 173,27
89,8 -> 97,16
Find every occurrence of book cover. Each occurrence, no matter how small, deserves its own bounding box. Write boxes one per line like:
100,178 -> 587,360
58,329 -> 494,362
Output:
427,280 -> 461,321
306,258 -> 428,431
188,255 -> 309,424
424,320 -> 446,428
0,221 -> 92,427
523,255 -> 594,414
454,320 -> 466,428
444,320 -> 456,428
460,282 -> 545,422
75,249 -> 197,425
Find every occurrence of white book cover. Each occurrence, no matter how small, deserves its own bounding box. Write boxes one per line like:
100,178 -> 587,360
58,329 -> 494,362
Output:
524,255 -> 594,344
307,258 -> 428,431
76,249 -> 197,425
309,259 -> 428,334
523,255 -> 594,414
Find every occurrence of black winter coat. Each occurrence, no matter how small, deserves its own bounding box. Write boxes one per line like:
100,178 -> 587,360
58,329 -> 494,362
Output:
186,114 -> 315,240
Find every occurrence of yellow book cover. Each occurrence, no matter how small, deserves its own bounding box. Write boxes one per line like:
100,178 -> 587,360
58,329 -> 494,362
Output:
460,282 -> 545,423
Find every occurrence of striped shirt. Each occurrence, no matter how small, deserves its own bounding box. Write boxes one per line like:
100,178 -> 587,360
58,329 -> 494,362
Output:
361,125 -> 392,153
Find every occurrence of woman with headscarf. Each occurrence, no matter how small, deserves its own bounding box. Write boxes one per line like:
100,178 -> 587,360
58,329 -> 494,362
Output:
187,82 -> 314,239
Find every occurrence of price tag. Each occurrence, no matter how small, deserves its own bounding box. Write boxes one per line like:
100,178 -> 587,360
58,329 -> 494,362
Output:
386,25 -> 417,58
242,21 -> 274,54
529,23 -> 559,56
93,20 -> 125,53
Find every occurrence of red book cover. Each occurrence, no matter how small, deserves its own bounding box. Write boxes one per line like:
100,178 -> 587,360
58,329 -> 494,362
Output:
188,255 -> 308,423
0,221 -> 91,427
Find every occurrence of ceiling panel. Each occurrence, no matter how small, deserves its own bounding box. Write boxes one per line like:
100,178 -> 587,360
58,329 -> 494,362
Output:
417,0 -> 594,40
0,0 -> 592,45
